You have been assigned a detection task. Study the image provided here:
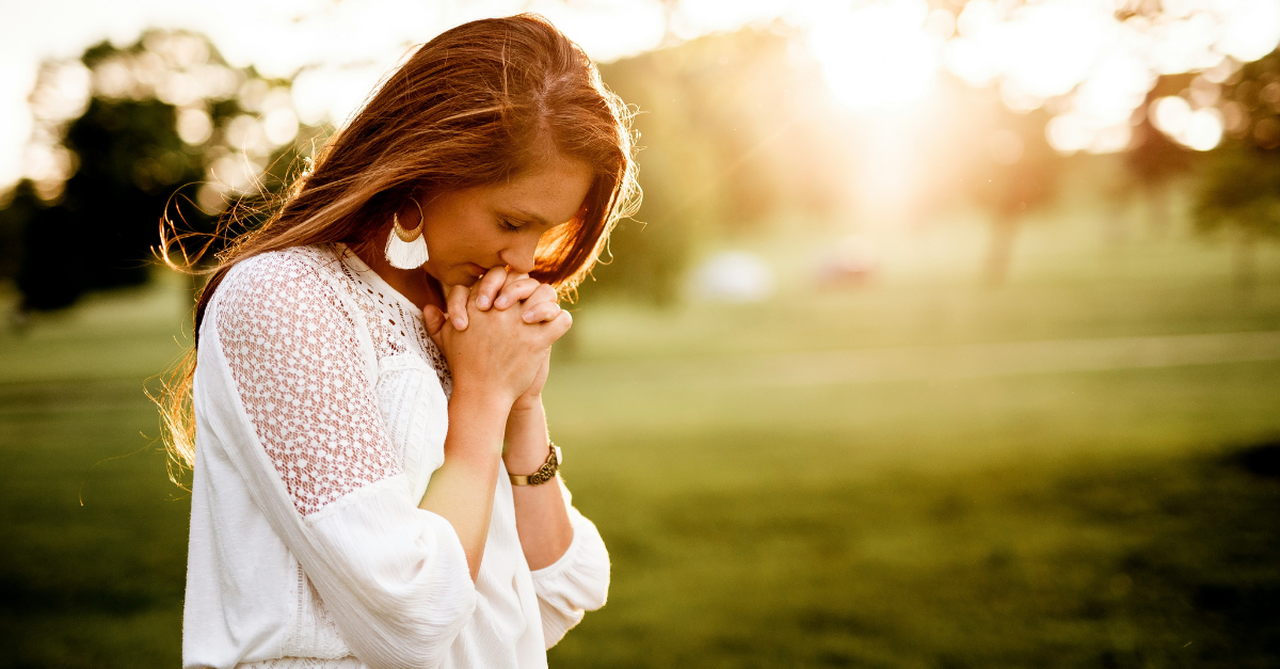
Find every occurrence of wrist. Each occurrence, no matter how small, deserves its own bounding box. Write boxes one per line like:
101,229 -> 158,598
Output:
447,386 -> 512,458
503,442 -> 552,474
503,397 -> 547,466
451,380 -> 516,414
507,442 -> 560,486
509,392 -> 544,416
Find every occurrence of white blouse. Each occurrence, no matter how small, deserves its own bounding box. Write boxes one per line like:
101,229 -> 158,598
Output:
183,244 -> 610,669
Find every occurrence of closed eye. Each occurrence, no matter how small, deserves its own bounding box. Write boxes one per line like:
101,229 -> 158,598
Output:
499,217 -> 522,232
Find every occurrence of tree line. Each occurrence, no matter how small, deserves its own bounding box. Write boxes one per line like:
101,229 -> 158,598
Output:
1,24 -> 1277,315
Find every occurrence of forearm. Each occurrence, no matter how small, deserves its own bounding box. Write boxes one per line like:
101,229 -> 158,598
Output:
504,397 -> 574,570
419,388 -> 509,581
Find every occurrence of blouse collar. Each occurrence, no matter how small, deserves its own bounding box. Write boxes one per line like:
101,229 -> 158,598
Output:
332,243 -> 423,318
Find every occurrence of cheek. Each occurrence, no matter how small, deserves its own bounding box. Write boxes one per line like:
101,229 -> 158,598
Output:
424,226 -> 469,259
426,227 -> 497,270
463,229 -> 507,258
422,207 -> 505,265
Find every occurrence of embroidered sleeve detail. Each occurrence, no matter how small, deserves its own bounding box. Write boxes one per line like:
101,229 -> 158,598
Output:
214,251 -> 402,516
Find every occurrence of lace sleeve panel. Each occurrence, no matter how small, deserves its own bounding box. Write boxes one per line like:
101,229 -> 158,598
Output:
214,252 -> 402,517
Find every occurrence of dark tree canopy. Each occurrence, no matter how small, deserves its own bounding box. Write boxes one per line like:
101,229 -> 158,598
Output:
0,30 -> 308,311
16,96 -> 206,310
1195,48 -> 1280,241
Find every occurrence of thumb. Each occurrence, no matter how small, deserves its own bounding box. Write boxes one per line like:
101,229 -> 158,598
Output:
446,284 -> 470,331
422,304 -> 446,337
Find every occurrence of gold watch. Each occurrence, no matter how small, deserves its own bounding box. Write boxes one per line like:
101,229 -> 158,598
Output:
509,443 -> 561,486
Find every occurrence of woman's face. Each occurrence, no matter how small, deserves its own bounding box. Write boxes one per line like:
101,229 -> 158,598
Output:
416,158 -> 593,288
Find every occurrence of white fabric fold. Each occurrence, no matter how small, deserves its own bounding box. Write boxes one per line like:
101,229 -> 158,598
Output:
189,308 -> 477,669
530,499 -> 611,648
183,246 -> 610,669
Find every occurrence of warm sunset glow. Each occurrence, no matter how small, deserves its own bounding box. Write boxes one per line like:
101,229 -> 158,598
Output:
4,0 -> 1280,191
805,0 -> 940,109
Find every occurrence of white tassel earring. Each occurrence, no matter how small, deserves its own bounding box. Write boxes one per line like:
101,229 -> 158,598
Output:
384,199 -> 429,269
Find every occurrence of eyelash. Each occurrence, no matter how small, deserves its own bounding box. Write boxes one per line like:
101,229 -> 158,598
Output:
499,218 -> 522,232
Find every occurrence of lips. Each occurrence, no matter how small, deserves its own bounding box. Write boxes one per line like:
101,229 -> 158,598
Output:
454,263 -> 491,285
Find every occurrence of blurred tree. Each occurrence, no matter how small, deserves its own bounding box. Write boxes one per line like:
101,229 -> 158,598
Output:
935,76 -> 1063,286
1195,47 -> 1280,289
977,108 -> 1061,286
0,185 -> 33,286
1124,76 -> 1197,239
592,25 -> 848,305
0,30 -> 311,312
1196,149 -> 1280,288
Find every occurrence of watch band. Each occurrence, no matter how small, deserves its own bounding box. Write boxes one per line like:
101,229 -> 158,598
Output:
509,443 -> 561,486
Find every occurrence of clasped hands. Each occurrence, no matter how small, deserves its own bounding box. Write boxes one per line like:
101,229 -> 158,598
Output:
421,267 -> 570,412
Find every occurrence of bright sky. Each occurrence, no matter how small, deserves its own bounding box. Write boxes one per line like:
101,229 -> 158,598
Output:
3,0 -> 1280,191
0,0 -> 677,190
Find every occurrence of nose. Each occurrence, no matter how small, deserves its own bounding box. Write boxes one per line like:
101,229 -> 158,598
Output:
500,234 -> 539,275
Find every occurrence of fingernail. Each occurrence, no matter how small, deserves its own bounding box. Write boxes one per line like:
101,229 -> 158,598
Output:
496,296 -> 508,308
522,311 -> 535,323
477,296 -> 490,309
453,317 -> 466,330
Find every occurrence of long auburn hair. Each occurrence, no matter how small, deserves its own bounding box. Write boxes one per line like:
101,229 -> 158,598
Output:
155,14 -> 640,478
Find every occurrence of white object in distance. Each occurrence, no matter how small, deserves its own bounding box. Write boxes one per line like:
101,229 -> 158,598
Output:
691,250 -> 776,303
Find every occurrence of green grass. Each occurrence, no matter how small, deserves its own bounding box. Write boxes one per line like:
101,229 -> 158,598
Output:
0,401 -> 187,667
1,217 -> 1279,668
547,363 -> 1280,668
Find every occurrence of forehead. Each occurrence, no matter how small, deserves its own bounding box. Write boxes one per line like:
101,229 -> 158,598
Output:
483,159 -> 593,225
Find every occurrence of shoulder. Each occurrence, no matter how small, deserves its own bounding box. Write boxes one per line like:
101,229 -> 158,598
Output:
221,245 -> 340,295
212,245 -> 354,337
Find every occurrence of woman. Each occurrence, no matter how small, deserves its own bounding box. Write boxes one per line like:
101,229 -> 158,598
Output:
159,14 -> 639,669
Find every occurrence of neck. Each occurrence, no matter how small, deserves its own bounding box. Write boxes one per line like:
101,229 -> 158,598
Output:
350,237 -> 444,312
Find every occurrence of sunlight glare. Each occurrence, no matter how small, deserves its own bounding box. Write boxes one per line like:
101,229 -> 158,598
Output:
923,8 -> 956,41
176,107 -> 213,145
1151,96 -> 1193,136
1148,12 -> 1222,74
807,0 -> 939,109
1047,114 -> 1092,153
846,108 -> 934,227
1000,1 -> 1113,101
1183,108 -> 1225,150
946,0 -> 1114,102
209,153 -> 262,193
529,0 -> 665,61
679,0 -> 795,37
1074,52 -> 1154,126
1090,123 -> 1134,153
1150,94 -> 1224,150
1044,49 -> 1153,154
6,0 -> 1280,191
30,63 -> 92,124
1217,0 -> 1280,62
944,38 -> 997,87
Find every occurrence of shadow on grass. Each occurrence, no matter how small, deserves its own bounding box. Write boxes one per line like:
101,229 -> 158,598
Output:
1227,438 -> 1280,479
551,438 -> 1280,669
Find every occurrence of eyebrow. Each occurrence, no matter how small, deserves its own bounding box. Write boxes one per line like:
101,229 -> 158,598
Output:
510,207 -> 554,228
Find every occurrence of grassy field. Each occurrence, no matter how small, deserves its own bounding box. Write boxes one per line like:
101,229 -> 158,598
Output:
1,216 -> 1278,668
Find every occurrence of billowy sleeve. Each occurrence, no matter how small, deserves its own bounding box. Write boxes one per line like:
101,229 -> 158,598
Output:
197,254 -> 475,669
530,478 -> 611,648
